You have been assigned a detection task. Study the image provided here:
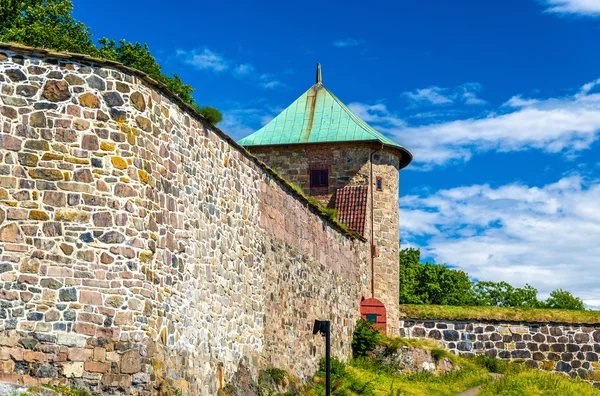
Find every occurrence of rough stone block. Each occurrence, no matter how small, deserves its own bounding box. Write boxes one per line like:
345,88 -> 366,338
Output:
84,361 -> 110,373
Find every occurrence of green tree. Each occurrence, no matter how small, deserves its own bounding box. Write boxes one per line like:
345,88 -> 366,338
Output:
400,248 -> 476,306
544,289 -> 585,310
0,0 -> 222,124
0,0 -> 42,30
472,281 -> 541,308
0,0 -> 96,54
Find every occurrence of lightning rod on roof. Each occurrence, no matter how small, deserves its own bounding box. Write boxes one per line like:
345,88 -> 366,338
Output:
316,63 -> 322,84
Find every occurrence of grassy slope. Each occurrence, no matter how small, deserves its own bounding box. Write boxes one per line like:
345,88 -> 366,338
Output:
479,371 -> 600,396
400,304 -> 600,324
346,358 -> 492,395
308,337 -> 600,396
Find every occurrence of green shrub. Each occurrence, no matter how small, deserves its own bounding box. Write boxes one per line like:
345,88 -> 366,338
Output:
352,319 -> 382,357
193,105 -> 223,125
316,357 -> 346,380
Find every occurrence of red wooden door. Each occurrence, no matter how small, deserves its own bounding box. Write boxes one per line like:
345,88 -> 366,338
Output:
360,298 -> 387,334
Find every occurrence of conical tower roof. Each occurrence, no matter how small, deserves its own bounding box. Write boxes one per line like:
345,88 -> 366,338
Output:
237,64 -> 412,169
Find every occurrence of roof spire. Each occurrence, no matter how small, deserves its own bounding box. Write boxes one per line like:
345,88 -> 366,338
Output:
316,63 -> 322,84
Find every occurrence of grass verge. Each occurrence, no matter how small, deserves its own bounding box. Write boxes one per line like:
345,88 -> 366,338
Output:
308,338 -> 600,396
400,304 -> 600,324
310,355 -> 492,396
478,371 -> 600,395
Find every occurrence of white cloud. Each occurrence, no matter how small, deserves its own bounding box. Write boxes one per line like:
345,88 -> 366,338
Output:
176,48 -> 229,72
259,74 -> 284,89
502,95 -> 540,108
348,103 -> 407,129
332,38 -> 362,47
234,63 -> 255,77
401,175 -> 600,308
218,107 -> 277,141
541,0 -> 600,16
459,83 -> 487,105
175,48 -> 284,89
403,83 -> 486,106
404,87 -> 454,105
354,77 -> 600,168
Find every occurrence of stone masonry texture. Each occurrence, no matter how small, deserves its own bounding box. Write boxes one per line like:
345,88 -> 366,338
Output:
400,319 -> 600,386
249,144 -> 402,335
0,46 -> 369,394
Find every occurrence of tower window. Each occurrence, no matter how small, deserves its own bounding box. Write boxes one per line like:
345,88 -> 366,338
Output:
310,169 -> 328,187
376,177 -> 383,191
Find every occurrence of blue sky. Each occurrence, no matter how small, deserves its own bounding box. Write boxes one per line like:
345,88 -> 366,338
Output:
75,0 -> 600,306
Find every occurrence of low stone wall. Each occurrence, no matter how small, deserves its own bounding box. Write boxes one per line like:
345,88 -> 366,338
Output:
400,319 -> 600,385
0,44 -> 369,394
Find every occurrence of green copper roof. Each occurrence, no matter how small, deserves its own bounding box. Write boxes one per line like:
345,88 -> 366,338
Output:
237,65 -> 412,169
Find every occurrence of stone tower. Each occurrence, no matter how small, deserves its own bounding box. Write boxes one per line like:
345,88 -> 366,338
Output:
239,64 -> 412,335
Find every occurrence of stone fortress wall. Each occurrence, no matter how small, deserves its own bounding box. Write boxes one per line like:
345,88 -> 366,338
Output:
0,44 -> 369,394
400,318 -> 600,386
249,144 -> 401,335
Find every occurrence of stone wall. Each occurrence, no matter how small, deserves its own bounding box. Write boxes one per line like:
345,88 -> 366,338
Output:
400,319 -> 600,385
249,144 -> 401,335
0,44 -> 368,394
260,179 -> 368,379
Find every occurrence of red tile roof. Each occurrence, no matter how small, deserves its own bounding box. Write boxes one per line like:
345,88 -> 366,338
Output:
335,185 -> 368,236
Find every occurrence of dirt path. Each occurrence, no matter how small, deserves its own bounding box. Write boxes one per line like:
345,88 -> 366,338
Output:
454,373 -> 504,396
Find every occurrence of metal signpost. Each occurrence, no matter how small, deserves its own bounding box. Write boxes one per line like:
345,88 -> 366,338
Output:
313,319 -> 331,396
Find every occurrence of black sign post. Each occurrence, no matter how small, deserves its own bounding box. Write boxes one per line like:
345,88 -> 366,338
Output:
313,319 -> 331,396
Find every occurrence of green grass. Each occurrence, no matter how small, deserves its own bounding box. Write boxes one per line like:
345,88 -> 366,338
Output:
478,371 -> 600,395
400,304 -> 600,324
311,356 -> 492,396
472,355 -> 525,375
309,338 -> 600,396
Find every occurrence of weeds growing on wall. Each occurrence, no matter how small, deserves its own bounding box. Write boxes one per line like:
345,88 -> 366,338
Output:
12,385 -> 90,396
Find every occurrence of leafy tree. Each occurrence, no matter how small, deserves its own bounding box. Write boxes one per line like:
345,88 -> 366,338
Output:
0,0 -> 42,30
399,247 -> 587,311
544,289 -> 585,310
400,248 -> 476,306
0,0 -> 96,54
472,281 -> 541,308
0,0 -> 222,124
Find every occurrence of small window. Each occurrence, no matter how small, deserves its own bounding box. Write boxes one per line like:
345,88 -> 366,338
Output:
366,314 -> 378,324
376,177 -> 383,191
310,169 -> 328,187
